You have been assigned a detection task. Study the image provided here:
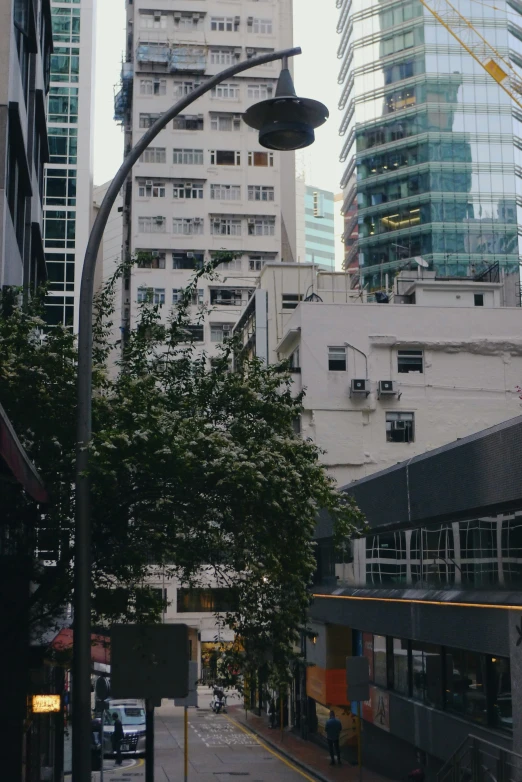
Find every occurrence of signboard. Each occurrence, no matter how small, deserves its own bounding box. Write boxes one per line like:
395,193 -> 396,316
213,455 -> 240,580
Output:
370,687 -> 390,731
111,624 -> 189,699
346,656 -> 370,702
32,695 -> 61,713
174,661 -> 198,707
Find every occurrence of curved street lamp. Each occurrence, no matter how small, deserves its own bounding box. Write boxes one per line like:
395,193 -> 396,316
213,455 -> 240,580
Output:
72,46 -> 328,781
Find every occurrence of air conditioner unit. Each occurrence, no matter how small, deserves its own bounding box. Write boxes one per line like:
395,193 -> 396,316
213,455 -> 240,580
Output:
193,14 -> 200,21
350,378 -> 370,397
185,182 -> 193,188
234,16 -> 240,23
145,180 -> 153,186
193,217 -> 202,223
246,47 -> 255,54
378,380 -> 397,397
154,216 -> 163,223
173,12 -> 181,20
187,252 -> 194,258
154,11 -> 161,20
247,16 -> 254,24
247,217 -> 255,224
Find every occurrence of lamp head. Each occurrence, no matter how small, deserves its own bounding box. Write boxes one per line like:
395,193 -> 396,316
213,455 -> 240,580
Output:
243,67 -> 329,151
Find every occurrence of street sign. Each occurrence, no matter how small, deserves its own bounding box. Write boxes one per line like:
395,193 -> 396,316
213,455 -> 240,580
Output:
346,656 -> 370,702
111,624 -> 189,699
174,661 -> 198,707
32,695 -> 61,713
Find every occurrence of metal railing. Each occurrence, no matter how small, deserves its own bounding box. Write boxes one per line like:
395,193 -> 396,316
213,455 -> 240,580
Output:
438,736 -> 522,782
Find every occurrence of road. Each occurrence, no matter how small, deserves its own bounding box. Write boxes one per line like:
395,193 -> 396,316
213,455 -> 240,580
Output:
90,698 -> 313,782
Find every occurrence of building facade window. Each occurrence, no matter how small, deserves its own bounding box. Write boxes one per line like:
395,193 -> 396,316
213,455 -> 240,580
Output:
138,216 -> 166,233
172,218 -> 203,235
328,346 -> 347,371
411,642 -> 442,707
137,251 -> 166,269
48,86 -> 79,123
210,48 -> 237,65
139,11 -> 167,29
51,46 -> 80,82
398,349 -> 423,373
248,185 -> 275,201
210,150 -> 241,166
210,184 -> 241,201
282,293 -> 303,310
174,13 -> 204,31
139,113 -> 161,129
173,115 -> 204,131
140,147 -> 166,164
249,18 -> 273,34
139,78 -> 166,96
211,217 -> 242,236
211,83 -> 240,100
445,648 -> 487,725
247,83 -> 273,100
386,412 -> 415,443
173,80 -> 202,98
138,180 -> 166,198
172,288 -> 204,305
248,151 -> 274,167
210,16 -> 239,32
137,287 -> 165,305
183,324 -> 204,342
172,251 -> 204,270
248,216 -> 275,236
173,148 -> 204,165
172,181 -> 204,199
210,323 -> 234,342
210,113 -> 241,131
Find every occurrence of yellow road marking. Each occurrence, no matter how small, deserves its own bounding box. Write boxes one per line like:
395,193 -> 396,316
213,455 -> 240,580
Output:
226,716 -> 319,782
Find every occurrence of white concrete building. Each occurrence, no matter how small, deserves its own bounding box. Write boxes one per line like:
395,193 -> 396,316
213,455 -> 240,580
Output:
44,0 -> 96,330
117,0 -> 296,357
276,275 -> 522,485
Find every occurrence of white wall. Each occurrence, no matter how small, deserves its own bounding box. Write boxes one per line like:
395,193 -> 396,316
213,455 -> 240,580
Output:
279,302 -> 522,484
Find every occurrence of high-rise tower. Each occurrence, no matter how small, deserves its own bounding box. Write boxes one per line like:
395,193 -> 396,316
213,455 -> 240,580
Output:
116,0 -> 296,356
338,0 -> 521,299
44,0 -> 96,329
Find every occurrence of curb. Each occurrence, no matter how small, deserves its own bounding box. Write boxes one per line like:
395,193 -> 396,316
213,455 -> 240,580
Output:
232,716 -> 332,782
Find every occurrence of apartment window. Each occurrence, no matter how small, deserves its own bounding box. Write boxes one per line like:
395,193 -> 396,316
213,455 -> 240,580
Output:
247,83 -> 274,100
173,148 -> 204,165
138,216 -> 166,233
138,180 -> 166,198
474,293 -> 484,306
44,210 -> 76,250
173,80 -> 202,98
445,648 -> 487,724
52,6 -> 81,43
210,16 -> 238,32
281,293 -> 303,311
211,83 -> 240,100
172,252 -> 204,270
210,288 -> 250,306
210,184 -> 241,201
382,29 -> 415,55
398,350 -> 423,373
249,18 -> 273,34
328,346 -> 346,371
183,324 -> 204,342
173,288 -> 204,305
139,113 -> 161,129
210,113 -> 241,131
248,185 -> 274,202
386,412 -> 415,443
140,147 -> 166,164
248,217 -> 275,236
137,251 -> 166,269
139,11 -> 167,29
249,256 -> 267,271
173,181 -> 204,199
217,257 -> 242,271
174,13 -> 203,30
289,347 -> 300,372
140,78 -> 166,96
173,218 -> 203,235
51,46 -> 80,82
211,217 -> 242,236
137,287 -> 165,305
48,87 -> 79,123
173,115 -> 204,131
248,151 -> 274,167
210,49 -> 237,65
210,323 -> 234,342
49,127 -> 78,165
45,168 -> 77,207
210,150 -> 241,166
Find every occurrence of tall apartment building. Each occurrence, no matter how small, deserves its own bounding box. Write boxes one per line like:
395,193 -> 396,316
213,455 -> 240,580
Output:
116,0 -> 296,356
43,0 -> 96,330
0,0 -> 53,295
338,0 -> 522,297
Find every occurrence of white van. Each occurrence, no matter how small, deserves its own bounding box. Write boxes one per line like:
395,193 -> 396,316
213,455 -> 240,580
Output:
102,699 -> 147,757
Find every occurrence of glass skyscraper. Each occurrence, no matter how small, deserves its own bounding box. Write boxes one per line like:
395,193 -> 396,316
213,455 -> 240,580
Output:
44,0 -> 96,330
338,0 -> 521,298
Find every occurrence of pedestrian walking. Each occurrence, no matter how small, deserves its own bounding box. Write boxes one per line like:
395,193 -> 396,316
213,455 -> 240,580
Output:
325,710 -> 342,766
111,712 -> 124,766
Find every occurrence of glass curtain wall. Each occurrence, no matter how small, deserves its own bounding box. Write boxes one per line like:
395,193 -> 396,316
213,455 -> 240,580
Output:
338,0 -> 522,291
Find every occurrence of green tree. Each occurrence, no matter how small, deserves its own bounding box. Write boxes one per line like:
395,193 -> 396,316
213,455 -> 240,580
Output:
0,261 -> 364,680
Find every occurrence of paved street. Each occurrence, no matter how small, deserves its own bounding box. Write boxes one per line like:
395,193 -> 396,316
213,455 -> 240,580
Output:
89,698 -> 313,782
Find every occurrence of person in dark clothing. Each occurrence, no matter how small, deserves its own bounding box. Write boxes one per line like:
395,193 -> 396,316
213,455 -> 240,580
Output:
325,710 -> 342,766
111,712 -> 124,766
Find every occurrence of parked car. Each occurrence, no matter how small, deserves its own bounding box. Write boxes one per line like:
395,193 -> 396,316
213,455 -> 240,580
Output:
102,699 -> 147,757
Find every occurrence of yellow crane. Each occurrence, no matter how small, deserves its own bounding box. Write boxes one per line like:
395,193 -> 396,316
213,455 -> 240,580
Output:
419,0 -> 522,108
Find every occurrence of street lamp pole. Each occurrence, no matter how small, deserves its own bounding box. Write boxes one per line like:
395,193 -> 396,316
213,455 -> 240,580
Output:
72,45 -> 326,781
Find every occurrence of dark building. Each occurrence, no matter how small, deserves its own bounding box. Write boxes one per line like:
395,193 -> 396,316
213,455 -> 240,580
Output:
0,0 -> 52,296
309,415 -> 522,780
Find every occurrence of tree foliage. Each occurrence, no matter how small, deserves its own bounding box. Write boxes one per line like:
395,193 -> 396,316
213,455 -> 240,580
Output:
0,260 -> 364,680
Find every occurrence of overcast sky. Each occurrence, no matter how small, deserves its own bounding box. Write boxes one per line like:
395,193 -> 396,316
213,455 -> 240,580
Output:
93,2 -> 343,192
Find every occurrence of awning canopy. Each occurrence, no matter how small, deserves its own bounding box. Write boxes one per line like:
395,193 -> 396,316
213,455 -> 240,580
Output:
0,402 -> 48,503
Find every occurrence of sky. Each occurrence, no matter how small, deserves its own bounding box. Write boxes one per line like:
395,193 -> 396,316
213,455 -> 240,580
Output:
93,2 -> 343,193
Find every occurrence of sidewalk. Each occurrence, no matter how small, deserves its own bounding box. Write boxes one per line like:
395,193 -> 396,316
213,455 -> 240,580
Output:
228,706 -> 396,782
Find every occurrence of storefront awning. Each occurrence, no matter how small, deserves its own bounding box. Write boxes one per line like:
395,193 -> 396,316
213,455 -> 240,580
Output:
0,402 -> 48,503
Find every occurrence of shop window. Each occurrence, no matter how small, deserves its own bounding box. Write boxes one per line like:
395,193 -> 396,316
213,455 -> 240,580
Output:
411,642 -> 442,707
373,635 -> 387,687
490,656 -> 512,732
176,587 -> 238,612
445,648 -> 487,724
